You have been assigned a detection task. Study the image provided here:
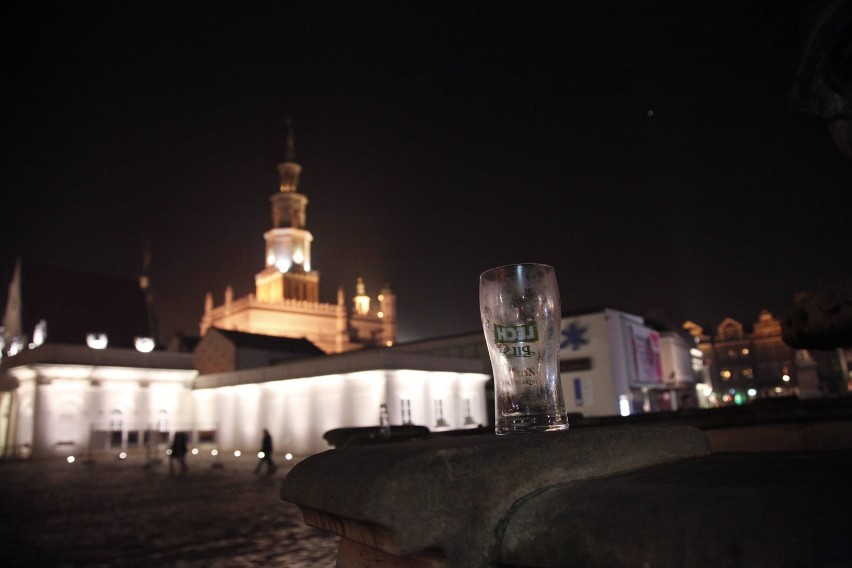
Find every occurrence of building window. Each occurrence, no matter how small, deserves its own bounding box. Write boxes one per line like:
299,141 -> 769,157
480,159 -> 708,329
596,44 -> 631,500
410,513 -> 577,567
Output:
463,399 -> 476,426
560,357 -> 592,372
197,430 -> 216,444
400,399 -> 412,425
721,369 -> 732,380
434,400 -> 449,428
722,326 -> 740,340
157,410 -> 170,443
109,410 -> 123,448
742,368 -> 753,379
157,410 -> 169,432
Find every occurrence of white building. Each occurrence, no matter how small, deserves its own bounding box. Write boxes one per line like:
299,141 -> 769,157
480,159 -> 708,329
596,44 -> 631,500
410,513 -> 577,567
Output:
557,308 -> 701,415
191,349 -> 488,456
398,307 -> 702,419
0,340 -> 488,460
0,344 -> 197,460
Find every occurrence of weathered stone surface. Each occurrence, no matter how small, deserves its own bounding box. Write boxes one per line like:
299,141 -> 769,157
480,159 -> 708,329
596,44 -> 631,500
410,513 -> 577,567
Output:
323,424 -> 431,448
281,424 -> 711,567
499,451 -> 852,568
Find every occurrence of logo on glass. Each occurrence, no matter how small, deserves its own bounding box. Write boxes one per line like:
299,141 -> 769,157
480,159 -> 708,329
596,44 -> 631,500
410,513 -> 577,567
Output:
493,322 -> 539,343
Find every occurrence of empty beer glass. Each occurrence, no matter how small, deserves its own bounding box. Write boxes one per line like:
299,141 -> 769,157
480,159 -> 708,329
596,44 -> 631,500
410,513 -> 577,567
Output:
479,263 -> 569,434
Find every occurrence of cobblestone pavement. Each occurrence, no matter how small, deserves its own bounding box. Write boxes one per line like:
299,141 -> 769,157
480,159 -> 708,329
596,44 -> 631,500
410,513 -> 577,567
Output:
0,454 -> 340,567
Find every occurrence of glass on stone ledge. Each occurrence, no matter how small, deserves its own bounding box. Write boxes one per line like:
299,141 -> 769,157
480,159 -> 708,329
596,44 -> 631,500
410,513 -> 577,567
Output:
479,263 -> 569,434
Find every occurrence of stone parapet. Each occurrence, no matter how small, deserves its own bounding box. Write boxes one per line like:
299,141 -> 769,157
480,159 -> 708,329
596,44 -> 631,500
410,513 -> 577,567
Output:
281,424 -> 711,567
498,450 -> 851,567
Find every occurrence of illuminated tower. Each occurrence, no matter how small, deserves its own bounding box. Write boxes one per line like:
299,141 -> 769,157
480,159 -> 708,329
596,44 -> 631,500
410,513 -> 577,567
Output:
199,121 -> 397,353
255,120 -> 319,302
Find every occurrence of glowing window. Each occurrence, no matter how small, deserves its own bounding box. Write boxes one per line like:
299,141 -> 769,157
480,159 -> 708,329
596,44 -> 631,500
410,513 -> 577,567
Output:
618,395 -> 631,417
109,410 -> 123,447
157,410 -> 169,432
276,258 -> 292,273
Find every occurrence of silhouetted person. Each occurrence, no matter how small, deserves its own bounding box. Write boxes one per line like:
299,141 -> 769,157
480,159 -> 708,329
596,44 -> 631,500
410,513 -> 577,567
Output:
254,429 -> 277,474
169,432 -> 188,474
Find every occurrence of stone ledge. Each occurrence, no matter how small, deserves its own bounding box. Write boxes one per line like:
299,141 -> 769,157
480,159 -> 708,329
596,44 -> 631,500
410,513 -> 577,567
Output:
281,424 -> 711,567
499,450 -> 852,567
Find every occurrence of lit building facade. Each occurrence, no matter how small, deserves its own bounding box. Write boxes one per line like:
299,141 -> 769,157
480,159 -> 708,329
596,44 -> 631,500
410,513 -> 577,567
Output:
398,307 -> 706,419
199,123 -> 396,353
697,311 -> 797,402
0,341 -> 487,460
684,310 -> 850,403
191,350 -> 488,456
0,344 -> 197,460
556,308 -> 701,415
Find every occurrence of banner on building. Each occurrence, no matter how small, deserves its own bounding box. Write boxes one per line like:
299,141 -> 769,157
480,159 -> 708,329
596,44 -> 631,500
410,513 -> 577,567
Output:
623,320 -> 663,386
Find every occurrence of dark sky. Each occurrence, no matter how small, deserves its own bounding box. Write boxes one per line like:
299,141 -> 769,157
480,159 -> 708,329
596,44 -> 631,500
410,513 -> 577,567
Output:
2,1 -> 851,344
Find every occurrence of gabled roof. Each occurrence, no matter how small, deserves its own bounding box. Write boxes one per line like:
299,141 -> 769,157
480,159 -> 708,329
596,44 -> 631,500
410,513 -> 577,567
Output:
209,328 -> 325,356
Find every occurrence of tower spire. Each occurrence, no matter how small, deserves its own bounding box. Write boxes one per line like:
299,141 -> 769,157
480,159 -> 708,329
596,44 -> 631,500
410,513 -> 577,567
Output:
285,117 -> 296,163
258,119 -> 318,302
277,118 -> 302,194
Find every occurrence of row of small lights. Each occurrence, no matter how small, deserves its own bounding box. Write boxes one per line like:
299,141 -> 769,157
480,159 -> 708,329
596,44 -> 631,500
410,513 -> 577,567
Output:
66,449 -> 295,464
5,324 -> 395,355
720,384 -> 793,404
85,334 -> 156,353
3,331 -> 157,355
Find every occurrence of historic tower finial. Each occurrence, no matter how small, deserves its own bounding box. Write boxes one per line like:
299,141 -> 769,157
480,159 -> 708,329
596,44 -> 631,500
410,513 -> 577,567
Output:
256,119 -> 318,303
278,118 -> 302,194
285,117 -> 296,163
272,119 -> 306,228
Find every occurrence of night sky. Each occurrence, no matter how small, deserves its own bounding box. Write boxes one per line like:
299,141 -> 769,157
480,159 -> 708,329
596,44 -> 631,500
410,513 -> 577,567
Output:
3,1 -> 851,344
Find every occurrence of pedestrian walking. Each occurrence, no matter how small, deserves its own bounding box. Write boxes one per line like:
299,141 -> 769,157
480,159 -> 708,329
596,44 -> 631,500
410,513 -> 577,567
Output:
254,429 -> 277,474
169,432 -> 188,474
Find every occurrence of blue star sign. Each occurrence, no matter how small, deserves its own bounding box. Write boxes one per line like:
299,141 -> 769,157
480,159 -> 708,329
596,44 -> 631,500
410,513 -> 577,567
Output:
561,322 -> 589,351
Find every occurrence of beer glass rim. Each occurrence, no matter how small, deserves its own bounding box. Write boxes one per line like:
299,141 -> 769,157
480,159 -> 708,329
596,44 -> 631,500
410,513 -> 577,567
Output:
479,263 -> 554,281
